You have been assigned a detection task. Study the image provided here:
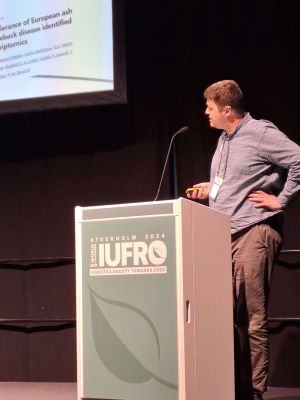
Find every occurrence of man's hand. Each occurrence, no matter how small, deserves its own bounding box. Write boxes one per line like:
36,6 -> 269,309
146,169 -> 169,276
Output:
186,182 -> 210,200
248,190 -> 283,210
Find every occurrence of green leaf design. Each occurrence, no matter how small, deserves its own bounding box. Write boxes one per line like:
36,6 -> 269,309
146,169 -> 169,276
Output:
89,286 -> 177,390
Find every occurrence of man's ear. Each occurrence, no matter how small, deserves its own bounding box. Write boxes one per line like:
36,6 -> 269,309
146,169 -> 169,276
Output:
224,106 -> 232,116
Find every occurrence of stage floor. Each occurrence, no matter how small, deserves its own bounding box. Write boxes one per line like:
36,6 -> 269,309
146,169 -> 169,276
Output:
265,387 -> 300,399
0,382 -> 300,399
0,382 -> 76,400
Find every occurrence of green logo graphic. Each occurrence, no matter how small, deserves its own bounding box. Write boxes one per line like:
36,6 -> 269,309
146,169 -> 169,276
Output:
89,286 -> 177,390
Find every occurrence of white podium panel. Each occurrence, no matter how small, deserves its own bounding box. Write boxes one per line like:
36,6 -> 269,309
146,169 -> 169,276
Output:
75,198 -> 234,400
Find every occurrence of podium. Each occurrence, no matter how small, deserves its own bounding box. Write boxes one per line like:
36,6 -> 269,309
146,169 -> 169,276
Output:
75,198 -> 234,400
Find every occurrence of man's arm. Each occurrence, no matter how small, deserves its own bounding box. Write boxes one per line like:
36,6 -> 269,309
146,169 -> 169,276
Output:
252,127 -> 300,210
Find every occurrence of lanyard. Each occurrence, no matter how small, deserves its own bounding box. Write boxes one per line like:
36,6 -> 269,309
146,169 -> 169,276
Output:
216,133 -> 230,179
210,134 -> 229,201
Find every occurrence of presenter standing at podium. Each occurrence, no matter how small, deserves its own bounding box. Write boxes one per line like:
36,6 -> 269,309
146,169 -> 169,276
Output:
186,80 -> 300,400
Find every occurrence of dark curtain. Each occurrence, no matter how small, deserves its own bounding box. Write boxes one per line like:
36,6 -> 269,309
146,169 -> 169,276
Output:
0,0 -> 299,383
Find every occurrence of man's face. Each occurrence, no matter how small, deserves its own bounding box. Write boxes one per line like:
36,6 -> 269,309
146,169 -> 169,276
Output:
205,99 -> 227,130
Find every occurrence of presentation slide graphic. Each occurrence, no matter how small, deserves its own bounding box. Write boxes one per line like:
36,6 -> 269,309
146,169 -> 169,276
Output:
0,0 -> 114,102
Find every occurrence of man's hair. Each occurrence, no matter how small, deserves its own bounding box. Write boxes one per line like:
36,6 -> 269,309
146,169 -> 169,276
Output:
204,80 -> 244,114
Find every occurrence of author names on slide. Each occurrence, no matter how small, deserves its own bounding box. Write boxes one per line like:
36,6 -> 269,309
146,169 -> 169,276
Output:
0,41 -> 73,79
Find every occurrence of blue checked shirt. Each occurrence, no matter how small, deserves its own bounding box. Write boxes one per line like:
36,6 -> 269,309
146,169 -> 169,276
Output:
209,113 -> 300,233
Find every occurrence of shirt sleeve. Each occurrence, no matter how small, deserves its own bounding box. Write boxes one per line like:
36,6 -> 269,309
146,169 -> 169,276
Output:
260,126 -> 300,207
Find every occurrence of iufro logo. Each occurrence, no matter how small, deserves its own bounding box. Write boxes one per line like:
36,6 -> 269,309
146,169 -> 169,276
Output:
97,240 -> 167,267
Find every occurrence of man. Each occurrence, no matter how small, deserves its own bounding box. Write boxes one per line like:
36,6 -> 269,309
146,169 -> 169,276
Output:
186,80 -> 300,400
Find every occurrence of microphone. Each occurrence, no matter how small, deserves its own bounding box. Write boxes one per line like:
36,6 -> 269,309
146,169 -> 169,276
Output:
153,126 -> 189,201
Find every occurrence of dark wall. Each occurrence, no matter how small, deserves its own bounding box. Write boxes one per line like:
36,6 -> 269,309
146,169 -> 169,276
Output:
0,0 -> 299,384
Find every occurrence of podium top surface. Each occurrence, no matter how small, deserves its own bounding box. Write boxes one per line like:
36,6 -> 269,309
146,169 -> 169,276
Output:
76,199 -> 178,221
75,197 -> 229,224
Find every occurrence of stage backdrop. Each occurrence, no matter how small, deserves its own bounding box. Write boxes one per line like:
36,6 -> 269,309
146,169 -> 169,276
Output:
0,0 -> 299,385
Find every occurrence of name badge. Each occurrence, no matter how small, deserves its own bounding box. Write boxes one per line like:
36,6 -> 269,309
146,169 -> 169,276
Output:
209,176 -> 223,200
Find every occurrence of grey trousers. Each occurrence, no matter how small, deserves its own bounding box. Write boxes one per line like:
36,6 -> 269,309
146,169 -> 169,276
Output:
232,221 -> 282,398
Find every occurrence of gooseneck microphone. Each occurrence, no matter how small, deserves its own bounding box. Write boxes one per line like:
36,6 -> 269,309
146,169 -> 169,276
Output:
153,126 -> 189,201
